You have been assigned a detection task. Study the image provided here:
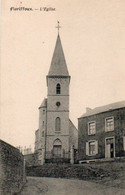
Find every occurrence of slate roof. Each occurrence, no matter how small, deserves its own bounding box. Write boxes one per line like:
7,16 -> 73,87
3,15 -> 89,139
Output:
39,98 -> 47,109
80,100 -> 125,118
48,34 -> 69,77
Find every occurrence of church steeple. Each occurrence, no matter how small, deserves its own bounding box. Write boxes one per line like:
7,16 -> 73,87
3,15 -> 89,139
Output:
47,34 -> 69,77
35,23 -> 78,165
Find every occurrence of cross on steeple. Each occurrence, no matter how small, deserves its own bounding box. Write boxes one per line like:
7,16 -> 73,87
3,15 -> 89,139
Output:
56,21 -> 61,34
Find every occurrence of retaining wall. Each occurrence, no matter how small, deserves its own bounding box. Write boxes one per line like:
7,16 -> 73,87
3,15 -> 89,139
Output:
0,140 -> 26,194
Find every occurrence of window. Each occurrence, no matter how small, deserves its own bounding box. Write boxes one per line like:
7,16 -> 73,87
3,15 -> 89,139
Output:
89,141 -> 95,155
55,117 -> 61,131
42,121 -> 44,128
86,140 -> 98,156
56,84 -> 61,94
42,131 -> 44,137
56,102 -> 61,107
88,122 -> 96,135
105,117 -> 114,132
43,110 -> 45,114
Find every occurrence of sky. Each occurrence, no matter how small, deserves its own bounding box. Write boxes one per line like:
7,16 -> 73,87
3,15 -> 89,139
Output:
1,0 -> 125,150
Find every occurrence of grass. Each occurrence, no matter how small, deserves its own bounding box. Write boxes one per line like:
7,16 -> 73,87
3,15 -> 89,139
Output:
26,161 -> 125,189
85,162 -> 125,189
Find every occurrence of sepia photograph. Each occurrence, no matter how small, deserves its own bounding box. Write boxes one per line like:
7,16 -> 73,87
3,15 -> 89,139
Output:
0,0 -> 125,194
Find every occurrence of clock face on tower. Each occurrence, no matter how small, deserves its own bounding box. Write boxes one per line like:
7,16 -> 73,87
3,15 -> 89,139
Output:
56,102 -> 61,107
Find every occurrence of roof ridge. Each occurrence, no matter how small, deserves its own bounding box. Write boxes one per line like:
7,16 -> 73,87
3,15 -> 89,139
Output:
79,100 -> 125,118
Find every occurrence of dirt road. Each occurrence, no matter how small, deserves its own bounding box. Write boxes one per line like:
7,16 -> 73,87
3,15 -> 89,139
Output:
20,177 -> 125,195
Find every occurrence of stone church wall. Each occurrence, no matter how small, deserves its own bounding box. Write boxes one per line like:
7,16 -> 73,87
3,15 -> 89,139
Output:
47,77 -> 70,96
69,119 -> 78,149
47,112 -> 69,135
0,140 -> 26,194
46,136 -> 69,153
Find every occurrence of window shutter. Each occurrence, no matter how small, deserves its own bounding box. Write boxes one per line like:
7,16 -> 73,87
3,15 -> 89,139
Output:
123,137 -> 125,151
95,140 -> 98,154
86,142 -> 89,155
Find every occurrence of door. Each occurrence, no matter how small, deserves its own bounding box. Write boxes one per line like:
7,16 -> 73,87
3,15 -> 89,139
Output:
105,138 -> 115,158
106,144 -> 111,158
53,145 -> 61,158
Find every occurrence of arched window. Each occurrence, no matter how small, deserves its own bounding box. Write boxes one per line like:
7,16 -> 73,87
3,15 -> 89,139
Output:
56,83 -> 61,94
42,131 -> 44,137
55,117 -> 61,131
42,121 -> 44,128
53,138 -> 62,146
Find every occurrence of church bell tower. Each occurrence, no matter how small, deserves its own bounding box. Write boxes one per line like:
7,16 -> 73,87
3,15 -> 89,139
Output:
35,22 -> 78,164
45,23 -> 71,162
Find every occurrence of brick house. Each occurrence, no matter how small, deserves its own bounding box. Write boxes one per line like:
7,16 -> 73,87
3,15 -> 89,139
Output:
78,101 -> 125,161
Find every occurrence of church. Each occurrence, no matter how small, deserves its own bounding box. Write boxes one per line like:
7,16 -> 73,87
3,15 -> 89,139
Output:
34,25 -> 78,165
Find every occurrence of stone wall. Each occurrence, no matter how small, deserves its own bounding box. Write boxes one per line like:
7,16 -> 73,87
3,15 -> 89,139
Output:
0,140 -> 26,194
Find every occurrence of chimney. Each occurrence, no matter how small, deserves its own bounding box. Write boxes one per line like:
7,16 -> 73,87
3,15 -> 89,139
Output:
86,107 -> 92,113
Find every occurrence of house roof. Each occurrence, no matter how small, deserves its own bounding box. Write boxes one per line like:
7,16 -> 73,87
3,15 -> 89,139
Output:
39,98 -> 47,109
69,119 -> 78,131
35,129 -> 39,133
79,100 -> 125,118
47,34 -> 69,77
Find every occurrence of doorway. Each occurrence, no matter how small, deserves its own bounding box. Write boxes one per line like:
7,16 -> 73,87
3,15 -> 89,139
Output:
105,137 -> 115,158
53,145 -> 61,157
53,139 -> 62,158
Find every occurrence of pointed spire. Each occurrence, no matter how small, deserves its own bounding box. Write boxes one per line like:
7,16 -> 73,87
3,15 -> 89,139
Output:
48,33 -> 69,77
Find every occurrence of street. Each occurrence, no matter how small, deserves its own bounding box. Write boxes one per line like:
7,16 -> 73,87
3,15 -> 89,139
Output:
20,176 -> 125,195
